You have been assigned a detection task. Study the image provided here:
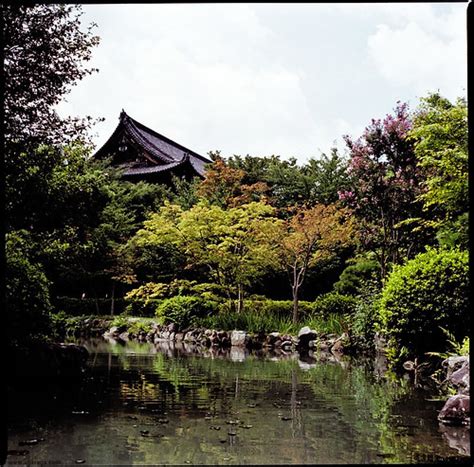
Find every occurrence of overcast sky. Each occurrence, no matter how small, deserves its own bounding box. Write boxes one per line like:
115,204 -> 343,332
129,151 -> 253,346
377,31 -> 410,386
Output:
57,3 -> 467,163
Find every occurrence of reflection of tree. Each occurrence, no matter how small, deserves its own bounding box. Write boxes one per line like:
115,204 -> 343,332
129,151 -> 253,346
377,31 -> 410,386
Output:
81,341 -> 465,463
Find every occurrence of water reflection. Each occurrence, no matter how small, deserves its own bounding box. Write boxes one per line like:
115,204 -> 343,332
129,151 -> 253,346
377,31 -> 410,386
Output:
7,338 -> 469,465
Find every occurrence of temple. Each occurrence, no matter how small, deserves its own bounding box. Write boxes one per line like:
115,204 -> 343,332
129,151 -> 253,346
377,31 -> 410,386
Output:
93,110 -> 211,183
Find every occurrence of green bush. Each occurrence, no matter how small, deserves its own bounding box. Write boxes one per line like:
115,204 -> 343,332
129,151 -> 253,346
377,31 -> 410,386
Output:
378,248 -> 469,365
155,296 -> 218,329
6,231 -> 53,344
334,256 -> 380,295
349,280 -> 382,352
312,292 -> 358,317
125,280 -> 227,316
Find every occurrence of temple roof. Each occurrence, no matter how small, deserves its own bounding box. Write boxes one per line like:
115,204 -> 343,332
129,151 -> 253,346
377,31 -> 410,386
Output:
93,110 -> 211,178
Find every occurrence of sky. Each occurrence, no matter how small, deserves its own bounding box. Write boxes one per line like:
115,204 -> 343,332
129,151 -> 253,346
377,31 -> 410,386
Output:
56,3 -> 468,163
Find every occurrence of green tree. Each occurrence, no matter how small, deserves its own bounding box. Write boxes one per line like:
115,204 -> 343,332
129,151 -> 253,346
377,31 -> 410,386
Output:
2,4 -> 100,147
6,231 -> 52,345
409,93 -> 468,248
132,201 -> 282,312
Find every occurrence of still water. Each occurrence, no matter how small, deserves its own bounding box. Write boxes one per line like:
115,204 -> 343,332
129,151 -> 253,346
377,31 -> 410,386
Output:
7,338 -> 470,465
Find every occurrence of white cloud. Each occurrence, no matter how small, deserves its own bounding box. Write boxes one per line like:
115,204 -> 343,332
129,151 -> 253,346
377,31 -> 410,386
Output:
56,3 -> 467,163
367,6 -> 467,100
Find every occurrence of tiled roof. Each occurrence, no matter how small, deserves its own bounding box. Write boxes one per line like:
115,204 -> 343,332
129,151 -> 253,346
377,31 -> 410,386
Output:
94,111 -> 211,177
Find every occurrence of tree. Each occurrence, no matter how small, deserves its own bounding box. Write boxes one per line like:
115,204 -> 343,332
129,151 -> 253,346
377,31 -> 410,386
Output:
339,102 -> 426,279
409,93 -> 468,248
198,155 -> 269,208
278,204 -> 355,323
304,149 -> 351,205
2,4 -> 100,147
132,201 -> 282,312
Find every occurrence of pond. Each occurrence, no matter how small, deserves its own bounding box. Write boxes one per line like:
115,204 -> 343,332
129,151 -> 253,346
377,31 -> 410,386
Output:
6,338 -> 470,465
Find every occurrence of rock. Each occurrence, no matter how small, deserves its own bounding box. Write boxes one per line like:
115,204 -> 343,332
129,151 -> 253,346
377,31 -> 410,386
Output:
403,360 -> 416,371
230,347 -> 246,362
174,332 -> 184,342
273,339 -> 283,348
450,361 -> 469,392
266,332 -> 281,346
280,340 -> 293,350
161,331 -> 170,340
168,322 -> 178,333
118,332 -> 129,341
331,339 -> 344,354
438,394 -> 470,426
169,332 -> 175,341
231,330 -> 247,347
297,327 -> 317,349
443,356 -> 469,378
439,423 -> 471,456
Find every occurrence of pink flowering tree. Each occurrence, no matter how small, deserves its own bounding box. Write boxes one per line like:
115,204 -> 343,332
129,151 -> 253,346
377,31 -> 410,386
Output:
339,102 -> 427,280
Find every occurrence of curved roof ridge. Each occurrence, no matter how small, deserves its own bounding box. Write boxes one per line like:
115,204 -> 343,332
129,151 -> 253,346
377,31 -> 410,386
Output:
123,112 -> 211,164
122,113 -> 175,164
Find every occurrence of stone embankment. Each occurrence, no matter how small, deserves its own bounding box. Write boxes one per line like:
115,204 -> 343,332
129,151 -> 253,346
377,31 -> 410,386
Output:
99,321 -> 351,356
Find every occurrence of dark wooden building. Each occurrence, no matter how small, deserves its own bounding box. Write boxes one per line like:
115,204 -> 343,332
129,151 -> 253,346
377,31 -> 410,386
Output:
93,110 -> 211,183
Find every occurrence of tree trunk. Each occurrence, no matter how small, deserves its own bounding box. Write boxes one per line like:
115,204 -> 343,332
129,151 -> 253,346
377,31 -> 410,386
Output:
110,282 -> 116,316
292,285 -> 299,324
237,284 -> 243,314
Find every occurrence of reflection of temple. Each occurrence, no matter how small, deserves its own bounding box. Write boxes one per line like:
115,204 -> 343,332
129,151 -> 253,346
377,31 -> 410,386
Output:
93,110 -> 211,184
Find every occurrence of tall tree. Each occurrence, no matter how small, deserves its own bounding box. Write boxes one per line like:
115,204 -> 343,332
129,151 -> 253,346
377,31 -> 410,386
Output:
409,93 -> 468,248
2,4 -> 100,147
339,102 -> 426,279
278,204 -> 355,323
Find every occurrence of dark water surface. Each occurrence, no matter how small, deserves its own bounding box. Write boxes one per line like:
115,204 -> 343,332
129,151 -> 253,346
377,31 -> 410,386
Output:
7,338 -> 470,465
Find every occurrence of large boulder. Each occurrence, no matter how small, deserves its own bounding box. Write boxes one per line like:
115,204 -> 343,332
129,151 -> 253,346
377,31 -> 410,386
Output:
438,394 -> 470,426
450,361 -> 470,394
231,330 -> 247,347
443,356 -> 469,380
297,327 -> 317,349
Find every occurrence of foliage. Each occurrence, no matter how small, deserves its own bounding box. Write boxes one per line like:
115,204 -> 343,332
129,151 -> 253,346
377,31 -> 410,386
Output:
334,255 -> 380,295
247,300 -> 314,320
278,203 -> 355,322
339,102 -> 427,279
155,296 -> 218,329
124,280 -> 227,316
378,248 -> 469,365
349,280 -> 382,352
312,292 -> 358,317
227,150 -> 351,209
3,4 -> 100,147
199,309 -> 298,335
133,201 -> 283,311
6,231 -> 53,345
426,328 -> 470,360
305,313 -> 351,336
198,155 -> 269,208
409,93 -> 468,225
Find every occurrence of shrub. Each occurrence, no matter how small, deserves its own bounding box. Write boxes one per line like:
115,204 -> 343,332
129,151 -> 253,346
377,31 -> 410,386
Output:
334,256 -> 380,295
155,296 -> 218,329
125,280 -> 227,316
312,292 -> 358,317
6,231 -> 53,344
378,248 -> 469,365
349,280 -> 382,352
